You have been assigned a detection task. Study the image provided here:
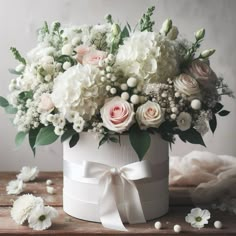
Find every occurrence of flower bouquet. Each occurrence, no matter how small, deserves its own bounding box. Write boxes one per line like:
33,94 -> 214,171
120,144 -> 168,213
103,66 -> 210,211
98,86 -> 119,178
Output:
0,6 -> 233,231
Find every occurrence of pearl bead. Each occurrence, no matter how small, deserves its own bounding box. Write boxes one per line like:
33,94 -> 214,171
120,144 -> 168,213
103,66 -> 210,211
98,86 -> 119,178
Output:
127,77 -> 138,87
120,83 -> 128,91
121,92 -> 130,101
46,179 -> 53,185
154,221 -> 162,230
214,221 -> 223,229
110,88 -> 117,94
130,95 -> 140,104
173,224 -> 182,233
191,99 -> 202,110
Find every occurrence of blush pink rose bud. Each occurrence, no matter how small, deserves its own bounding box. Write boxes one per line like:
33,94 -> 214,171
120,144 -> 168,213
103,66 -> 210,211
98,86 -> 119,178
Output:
100,96 -> 135,133
187,60 -> 217,88
136,101 -> 164,130
38,93 -> 54,112
82,50 -> 107,66
75,45 -> 91,63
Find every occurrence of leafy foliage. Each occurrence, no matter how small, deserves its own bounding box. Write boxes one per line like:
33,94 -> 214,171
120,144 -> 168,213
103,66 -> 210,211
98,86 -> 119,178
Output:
179,128 -> 206,147
8,68 -> 22,75
139,6 -> 155,32
0,96 -> 9,107
209,113 -> 217,133
10,47 -> 26,65
5,105 -> 17,114
218,110 -> 230,116
15,132 -> 27,147
69,133 -> 80,148
29,128 -> 41,156
61,129 -> 77,142
129,124 -> 151,161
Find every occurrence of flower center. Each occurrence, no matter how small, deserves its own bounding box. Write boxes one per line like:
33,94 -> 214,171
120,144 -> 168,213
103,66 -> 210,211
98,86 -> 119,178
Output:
39,215 -> 46,222
195,216 -> 202,222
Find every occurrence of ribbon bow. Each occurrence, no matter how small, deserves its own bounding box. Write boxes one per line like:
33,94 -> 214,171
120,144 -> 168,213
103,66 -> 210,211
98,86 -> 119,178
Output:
82,160 -> 152,231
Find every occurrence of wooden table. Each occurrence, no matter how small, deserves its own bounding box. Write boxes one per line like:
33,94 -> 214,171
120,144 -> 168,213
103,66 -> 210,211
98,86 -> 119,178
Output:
0,172 -> 235,235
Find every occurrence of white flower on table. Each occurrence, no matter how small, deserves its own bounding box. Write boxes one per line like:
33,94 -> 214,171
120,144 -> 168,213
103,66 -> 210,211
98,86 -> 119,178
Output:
11,194 -> 44,225
6,179 -> 24,195
28,205 -> 58,231
17,166 -> 39,182
176,112 -> 192,131
185,207 -> 211,229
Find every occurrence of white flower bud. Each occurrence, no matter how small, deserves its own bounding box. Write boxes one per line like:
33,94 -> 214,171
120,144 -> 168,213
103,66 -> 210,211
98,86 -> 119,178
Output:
167,26 -> 179,40
106,85 -> 111,91
41,56 -> 54,64
108,54 -> 115,61
120,83 -> 128,91
63,61 -> 71,70
71,36 -> 81,46
214,221 -> 223,229
160,19 -> 172,35
170,114 -> 177,120
112,23 -> 121,36
46,179 -> 53,185
130,95 -> 140,104
154,221 -> 162,230
106,66 -> 112,73
110,87 -> 117,94
173,224 -> 182,233
111,76 -> 117,82
195,28 -> 205,41
62,44 -> 73,55
100,76 -> 106,82
44,75 -> 52,82
98,60 -> 105,67
127,77 -> 138,88
191,99 -> 201,110
121,92 -> 130,101
15,64 -> 25,72
200,49 -> 216,58
106,73 -> 112,79
46,186 -> 55,194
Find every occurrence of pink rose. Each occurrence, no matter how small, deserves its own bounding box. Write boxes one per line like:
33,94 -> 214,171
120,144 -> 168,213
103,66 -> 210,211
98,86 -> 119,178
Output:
38,93 -> 54,112
187,60 -> 217,88
100,96 -> 135,133
82,50 -> 107,66
75,45 -> 91,63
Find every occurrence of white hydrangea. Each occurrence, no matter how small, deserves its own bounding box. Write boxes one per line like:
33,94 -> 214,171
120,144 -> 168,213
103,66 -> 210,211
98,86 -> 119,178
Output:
52,64 -> 105,122
115,31 -> 179,83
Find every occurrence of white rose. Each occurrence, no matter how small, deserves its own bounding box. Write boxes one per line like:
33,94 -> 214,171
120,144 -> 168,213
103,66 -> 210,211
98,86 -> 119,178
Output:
174,73 -> 201,98
100,96 -> 135,133
136,101 -> 164,129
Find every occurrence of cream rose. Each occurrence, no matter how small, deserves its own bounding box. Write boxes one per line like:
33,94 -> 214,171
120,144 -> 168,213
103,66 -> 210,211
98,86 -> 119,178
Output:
136,101 -> 164,129
100,96 -> 135,133
75,45 -> 91,63
82,50 -> 107,65
174,73 -> 201,98
187,60 -> 217,88
38,93 -> 54,112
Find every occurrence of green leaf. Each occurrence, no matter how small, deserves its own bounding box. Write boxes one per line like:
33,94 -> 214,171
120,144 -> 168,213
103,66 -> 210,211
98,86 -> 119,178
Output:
5,105 -> 17,114
29,128 -> 41,156
180,128 -> 206,147
69,133 -> 80,148
209,113 -> 217,133
129,124 -> 151,161
212,102 -> 223,113
56,55 -> 76,66
61,129 -> 77,142
218,110 -> 230,116
34,125 -> 59,147
10,47 -> 26,65
15,132 -> 27,147
98,136 -> 108,148
109,136 -> 119,143
8,68 -> 22,75
0,96 -> 9,107
18,91 -> 33,103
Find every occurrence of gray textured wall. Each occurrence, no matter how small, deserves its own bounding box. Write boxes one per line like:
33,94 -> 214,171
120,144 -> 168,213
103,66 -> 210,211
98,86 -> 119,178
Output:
0,0 -> 235,170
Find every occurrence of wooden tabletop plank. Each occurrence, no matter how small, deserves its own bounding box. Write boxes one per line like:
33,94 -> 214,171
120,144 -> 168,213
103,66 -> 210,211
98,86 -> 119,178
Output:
0,206 -> 235,236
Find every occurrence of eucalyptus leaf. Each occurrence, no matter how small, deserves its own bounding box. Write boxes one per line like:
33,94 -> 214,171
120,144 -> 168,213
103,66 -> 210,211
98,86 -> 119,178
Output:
15,131 -> 27,147
98,136 -> 108,148
129,124 -> 151,161
61,129 -> 77,142
29,128 -> 41,156
218,110 -> 230,116
5,105 -> 17,114
34,125 -> 59,147
8,68 -> 22,75
0,96 -> 9,107
209,113 -> 217,133
69,133 -> 80,148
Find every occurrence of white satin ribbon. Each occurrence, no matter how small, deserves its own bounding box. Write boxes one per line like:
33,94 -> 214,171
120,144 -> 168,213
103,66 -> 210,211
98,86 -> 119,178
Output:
82,160 -> 152,231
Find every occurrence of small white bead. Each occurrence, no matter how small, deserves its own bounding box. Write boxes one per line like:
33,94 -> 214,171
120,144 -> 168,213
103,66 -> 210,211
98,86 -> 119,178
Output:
121,92 -> 130,101
191,99 -> 202,110
63,61 -> 71,70
173,224 -> 181,233
120,83 -> 128,91
46,179 -> 53,185
106,85 -> 111,91
46,186 -> 55,195
127,77 -> 138,88
214,221 -> 223,229
154,221 -> 162,230
100,76 -> 106,82
110,88 -> 117,94
106,73 -> 112,79
130,95 -> 140,104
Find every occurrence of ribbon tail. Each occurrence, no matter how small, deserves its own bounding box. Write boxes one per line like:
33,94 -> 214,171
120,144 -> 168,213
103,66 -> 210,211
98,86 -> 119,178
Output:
123,178 -> 146,224
99,175 -> 128,231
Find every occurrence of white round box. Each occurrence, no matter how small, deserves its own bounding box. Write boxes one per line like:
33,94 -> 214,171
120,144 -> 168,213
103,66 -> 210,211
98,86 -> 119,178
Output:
63,133 -> 169,223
